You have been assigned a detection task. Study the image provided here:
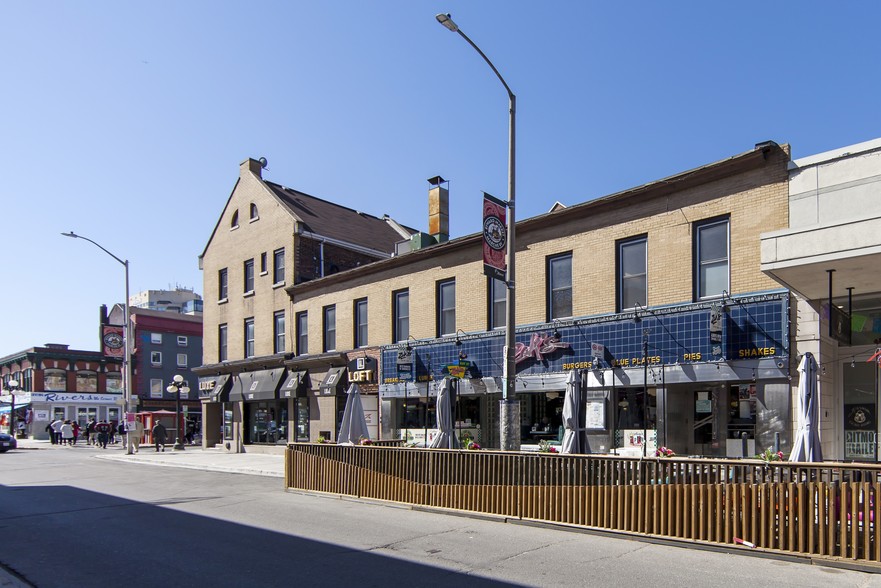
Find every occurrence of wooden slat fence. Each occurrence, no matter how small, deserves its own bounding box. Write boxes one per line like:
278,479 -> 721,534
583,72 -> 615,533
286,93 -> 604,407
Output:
285,443 -> 881,566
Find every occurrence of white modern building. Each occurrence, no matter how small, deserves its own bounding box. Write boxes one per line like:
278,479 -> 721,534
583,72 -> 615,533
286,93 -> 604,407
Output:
761,136 -> 881,461
129,287 -> 203,315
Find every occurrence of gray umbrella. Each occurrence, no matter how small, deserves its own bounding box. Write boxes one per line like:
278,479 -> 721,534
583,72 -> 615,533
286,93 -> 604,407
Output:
561,370 -> 583,454
338,383 -> 370,444
430,378 -> 460,449
788,352 -> 823,462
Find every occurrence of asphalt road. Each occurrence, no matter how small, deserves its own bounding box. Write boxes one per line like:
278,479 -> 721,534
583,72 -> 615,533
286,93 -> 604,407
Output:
2,445 -> 880,588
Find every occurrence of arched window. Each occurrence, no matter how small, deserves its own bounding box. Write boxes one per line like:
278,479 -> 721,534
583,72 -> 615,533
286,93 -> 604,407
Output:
76,371 -> 98,393
250,203 -> 259,220
230,210 -> 239,229
44,369 -> 67,391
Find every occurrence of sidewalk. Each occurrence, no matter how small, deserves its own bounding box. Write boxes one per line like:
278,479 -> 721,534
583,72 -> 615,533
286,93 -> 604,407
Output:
15,438 -> 285,478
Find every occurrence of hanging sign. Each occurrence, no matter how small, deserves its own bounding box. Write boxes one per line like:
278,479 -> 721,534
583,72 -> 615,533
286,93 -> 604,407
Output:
396,348 -> 414,382
709,305 -> 723,356
482,192 -> 507,281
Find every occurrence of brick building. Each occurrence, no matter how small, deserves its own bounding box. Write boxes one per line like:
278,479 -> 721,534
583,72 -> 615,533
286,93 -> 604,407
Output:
195,158 -> 413,452
287,141 -> 796,455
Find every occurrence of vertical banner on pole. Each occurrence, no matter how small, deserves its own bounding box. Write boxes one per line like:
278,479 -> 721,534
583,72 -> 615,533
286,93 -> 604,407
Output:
483,192 -> 507,281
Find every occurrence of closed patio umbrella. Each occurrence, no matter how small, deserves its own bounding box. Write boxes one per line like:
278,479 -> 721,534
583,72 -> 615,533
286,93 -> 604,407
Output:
338,383 -> 370,445
430,378 -> 460,449
789,352 -> 822,462
561,370 -> 586,454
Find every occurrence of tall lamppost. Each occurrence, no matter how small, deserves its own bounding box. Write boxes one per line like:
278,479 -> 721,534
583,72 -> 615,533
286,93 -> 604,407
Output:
167,374 -> 189,451
436,13 -> 520,450
62,231 -> 134,455
2,378 -> 20,436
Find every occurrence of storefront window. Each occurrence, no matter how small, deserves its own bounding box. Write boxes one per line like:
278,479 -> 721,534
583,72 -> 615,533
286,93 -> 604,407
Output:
246,401 -> 288,444
77,407 -> 98,429
295,398 -> 309,441
223,406 -> 233,440
614,387 -> 657,454
843,362 -> 877,462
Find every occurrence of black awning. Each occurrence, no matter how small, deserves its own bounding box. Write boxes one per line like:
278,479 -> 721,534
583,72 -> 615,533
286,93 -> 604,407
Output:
228,375 -> 244,402
280,370 -> 309,398
242,368 -> 286,401
199,375 -> 231,402
318,367 -> 347,395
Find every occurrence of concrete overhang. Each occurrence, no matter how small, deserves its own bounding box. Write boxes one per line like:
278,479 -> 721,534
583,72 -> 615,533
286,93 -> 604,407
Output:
760,215 -> 881,300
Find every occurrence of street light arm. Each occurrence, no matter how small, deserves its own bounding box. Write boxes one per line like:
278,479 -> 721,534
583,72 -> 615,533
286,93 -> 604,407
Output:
455,29 -> 515,101
61,232 -> 128,269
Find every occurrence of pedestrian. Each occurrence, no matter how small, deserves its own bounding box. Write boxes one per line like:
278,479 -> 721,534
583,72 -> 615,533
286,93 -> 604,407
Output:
71,421 -> 80,445
109,421 -> 117,444
87,418 -> 97,445
51,418 -> 64,445
60,420 -> 74,446
151,419 -> 168,452
132,419 -> 144,453
95,420 -> 111,449
185,419 -> 196,445
118,420 -> 127,448
45,422 -> 56,444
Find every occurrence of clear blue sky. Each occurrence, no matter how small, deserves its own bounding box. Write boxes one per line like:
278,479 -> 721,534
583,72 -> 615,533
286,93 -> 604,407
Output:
2,1 -> 878,354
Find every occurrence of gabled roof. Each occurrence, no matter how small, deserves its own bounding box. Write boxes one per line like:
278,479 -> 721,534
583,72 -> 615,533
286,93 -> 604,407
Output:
263,182 -> 412,254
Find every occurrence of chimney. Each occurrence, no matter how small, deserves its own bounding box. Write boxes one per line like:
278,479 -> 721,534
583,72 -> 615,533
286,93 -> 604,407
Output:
427,176 -> 449,244
241,157 -> 267,179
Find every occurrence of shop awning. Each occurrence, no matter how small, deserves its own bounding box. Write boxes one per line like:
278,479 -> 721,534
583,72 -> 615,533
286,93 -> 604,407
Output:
198,374 -> 231,402
241,368 -> 286,401
318,367 -> 347,395
280,370 -> 309,398
0,403 -> 30,414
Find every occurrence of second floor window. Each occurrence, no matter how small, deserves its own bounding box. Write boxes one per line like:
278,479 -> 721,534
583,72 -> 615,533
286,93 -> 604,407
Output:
548,253 -> 573,320
437,279 -> 456,337
618,237 -> 647,311
244,318 -> 255,358
488,277 -> 506,330
244,259 -> 255,294
218,324 -> 228,361
323,306 -> 336,352
695,217 -> 729,299
274,310 -> 285,354
177,353 -> 188,367
296,311 -> 308,355
393,290 -> 409,343
218,268 -> 228,301
354,298 -> 368,348
273,248 -> 285,284
150,351 -> 162,366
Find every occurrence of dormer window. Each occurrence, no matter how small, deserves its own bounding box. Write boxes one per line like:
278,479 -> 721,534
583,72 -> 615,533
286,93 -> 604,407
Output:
250,203 -> 259,221
230,210 -> 239,229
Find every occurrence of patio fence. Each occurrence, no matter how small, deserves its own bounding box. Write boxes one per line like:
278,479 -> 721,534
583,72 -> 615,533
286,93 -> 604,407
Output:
285,443 -> 881,567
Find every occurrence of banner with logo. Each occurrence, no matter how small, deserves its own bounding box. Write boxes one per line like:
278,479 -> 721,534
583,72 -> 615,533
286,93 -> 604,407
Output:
102,325 -> 125,357
482,192 -> 507,280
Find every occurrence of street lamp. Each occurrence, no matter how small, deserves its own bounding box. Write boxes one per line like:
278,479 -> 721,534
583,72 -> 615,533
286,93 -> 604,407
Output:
436,13 -> 520,450
167,374 -> 189,451
3,378 -> 20,437
61,231 -> 134,455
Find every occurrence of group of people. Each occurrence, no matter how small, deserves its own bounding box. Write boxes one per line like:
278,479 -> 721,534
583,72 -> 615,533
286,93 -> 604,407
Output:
42,416 -> 195,453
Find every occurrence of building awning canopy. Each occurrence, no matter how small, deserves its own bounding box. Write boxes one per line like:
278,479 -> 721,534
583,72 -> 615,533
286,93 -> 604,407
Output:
198,374 -> 231,402
240,368 -> 286,401
318,367 -> 347,395
280,370 -> 309,398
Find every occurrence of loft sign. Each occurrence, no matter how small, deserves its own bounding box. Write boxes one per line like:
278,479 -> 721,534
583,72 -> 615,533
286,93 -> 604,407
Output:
348,356 -> 377,384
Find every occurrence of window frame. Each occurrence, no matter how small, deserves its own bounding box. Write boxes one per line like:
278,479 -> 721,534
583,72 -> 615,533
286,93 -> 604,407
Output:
392,289 -> 409,343
436,279 -> 456,337
244,259 -> 255,294
323,306 -> 336,352
150,333 -> 162,345
176,353 -> 188,368
244,317 -> 255,358
218,324 -> 228,362
693,216 -> 730,300
249,202 -> 258,220
150,351 -> 162,366
547,252 -> 573,321
296,311 -> 308,356
260,252 -> 267,275
273,310 -> 286,354
273,248 -> 285,285
218,268 -> 228,301
177,335 -> 188,347
354,298 -> 368,348
616,236 -> 647,312
150,378 -> 164,398
487,277 -> 506,330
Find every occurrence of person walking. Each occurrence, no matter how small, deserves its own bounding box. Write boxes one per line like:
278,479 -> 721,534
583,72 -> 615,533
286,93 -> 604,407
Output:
118,420 -> 126,448
86,418 -> 97,445
60,420 -> 74,446
45,422 -> 57,444
71,421 -> 80,445
50,418 -> 64,445
131,419 -> 144,453
151,420 -> 168,452
95,420 -> 111,449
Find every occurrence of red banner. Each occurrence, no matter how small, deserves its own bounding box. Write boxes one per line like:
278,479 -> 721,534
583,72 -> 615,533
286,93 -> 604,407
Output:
483,192 -> 507,280
102,325 -> 125,357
